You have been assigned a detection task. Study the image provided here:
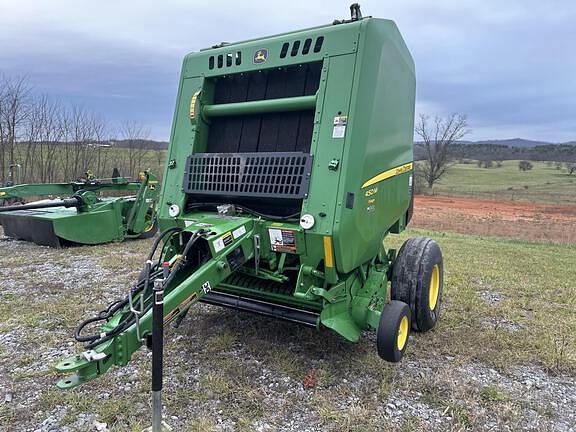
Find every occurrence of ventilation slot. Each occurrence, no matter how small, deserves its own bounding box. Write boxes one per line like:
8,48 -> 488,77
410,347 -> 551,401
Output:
313,36 -> 324,53
291,40 -> 301,56
280,42 -> 289,58
212,52 -> 241,69
183,152 -> 313,199
280,37 -> 323,59
302,38 -> 312,55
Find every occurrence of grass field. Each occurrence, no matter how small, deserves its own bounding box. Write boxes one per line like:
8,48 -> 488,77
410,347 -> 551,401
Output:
425,160 -> 576,204
7,144 -> 167,184
0,228 -> 574,431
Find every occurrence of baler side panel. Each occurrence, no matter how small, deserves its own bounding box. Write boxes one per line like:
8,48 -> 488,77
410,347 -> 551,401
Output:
158,76 -> 205,230
300,53 -> 358,271
333,19 -> 416,273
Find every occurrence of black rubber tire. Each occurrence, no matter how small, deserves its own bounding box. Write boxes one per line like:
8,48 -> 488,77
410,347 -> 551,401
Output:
138,218 -> 158,239
376,300 -> 411,362
391,236 -> 443,332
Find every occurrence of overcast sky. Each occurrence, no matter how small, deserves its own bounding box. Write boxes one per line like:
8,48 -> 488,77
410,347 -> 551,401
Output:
0,0 -> 574,142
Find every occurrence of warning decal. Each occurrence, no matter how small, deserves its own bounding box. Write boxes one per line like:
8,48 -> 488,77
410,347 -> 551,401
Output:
213,231 -> 233,253
232,225 -> 246,239
332,115 -> 348,139
268,228 -> 297,253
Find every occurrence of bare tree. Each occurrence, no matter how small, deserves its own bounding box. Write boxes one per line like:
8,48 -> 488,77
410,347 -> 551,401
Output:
58,105 -> 107,180
21,95 -> 65,182
92,120 -> 110,178
0,76 -> 6,183
0,75 -> 31,184
0,73 -> 157,184
119,120 -> 151,179
415,113 -> 469,188
154,147 -> 166,177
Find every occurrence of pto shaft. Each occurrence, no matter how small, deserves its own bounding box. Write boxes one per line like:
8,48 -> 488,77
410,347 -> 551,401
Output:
0,197 -> 79,212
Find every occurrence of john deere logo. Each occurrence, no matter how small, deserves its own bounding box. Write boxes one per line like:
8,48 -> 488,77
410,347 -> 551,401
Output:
253,48 -> 268,64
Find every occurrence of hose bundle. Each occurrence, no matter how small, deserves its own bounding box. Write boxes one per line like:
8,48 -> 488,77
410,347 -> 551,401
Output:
74,226 -> 205,349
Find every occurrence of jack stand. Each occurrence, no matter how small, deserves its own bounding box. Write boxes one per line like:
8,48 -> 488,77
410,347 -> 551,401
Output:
143,278 -> 172,432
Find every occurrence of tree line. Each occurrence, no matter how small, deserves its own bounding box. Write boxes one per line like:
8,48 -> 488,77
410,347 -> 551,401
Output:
445,143 -> 576,163
414,113 -> 576,190
0,74 -> 165,186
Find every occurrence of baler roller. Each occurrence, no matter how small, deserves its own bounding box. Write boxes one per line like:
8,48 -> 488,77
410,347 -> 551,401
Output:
202,94 -> 317,118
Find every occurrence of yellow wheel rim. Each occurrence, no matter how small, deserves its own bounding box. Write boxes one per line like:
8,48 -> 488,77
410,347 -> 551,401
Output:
397,315 -> 409,351
429,264 -> 440,310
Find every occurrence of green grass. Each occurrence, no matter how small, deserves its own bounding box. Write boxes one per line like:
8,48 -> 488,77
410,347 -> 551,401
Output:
387,229 -> 576,372
424,160 -> 576,204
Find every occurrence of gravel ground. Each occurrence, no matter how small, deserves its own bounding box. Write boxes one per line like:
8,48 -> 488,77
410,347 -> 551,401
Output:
0,229 -> 574,432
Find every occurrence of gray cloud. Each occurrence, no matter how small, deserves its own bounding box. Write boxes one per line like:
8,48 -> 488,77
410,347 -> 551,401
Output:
0,0 -> 574,141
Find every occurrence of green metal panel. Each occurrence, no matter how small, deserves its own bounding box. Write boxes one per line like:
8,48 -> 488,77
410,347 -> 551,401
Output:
299,53 -> 357,274
331,19 -> 415,273
158,75 -> 204,229
182,21 -> 361,79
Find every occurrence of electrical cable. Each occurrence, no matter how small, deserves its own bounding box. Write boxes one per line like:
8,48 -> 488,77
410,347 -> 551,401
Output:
186,202 -> 300,221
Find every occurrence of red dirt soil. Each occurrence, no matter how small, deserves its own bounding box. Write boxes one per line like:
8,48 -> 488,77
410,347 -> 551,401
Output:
411,195 -> 576,244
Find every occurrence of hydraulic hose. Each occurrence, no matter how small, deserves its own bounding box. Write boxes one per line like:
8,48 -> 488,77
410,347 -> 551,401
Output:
76,227 -> 205,349
146,227 -> 182,262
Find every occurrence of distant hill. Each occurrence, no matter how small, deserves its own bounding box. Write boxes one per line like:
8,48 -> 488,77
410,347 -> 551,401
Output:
457,138 -> 575,148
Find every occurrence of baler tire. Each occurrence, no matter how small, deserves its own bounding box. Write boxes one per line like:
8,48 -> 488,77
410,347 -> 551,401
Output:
138,219 -> 158,239
376,300 -> 411,362
391,236 -> 443,333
